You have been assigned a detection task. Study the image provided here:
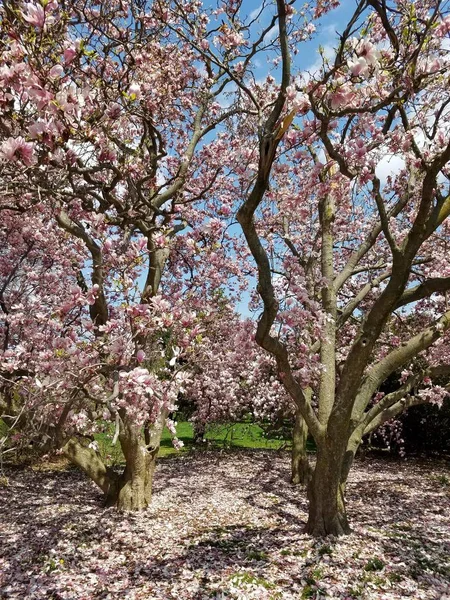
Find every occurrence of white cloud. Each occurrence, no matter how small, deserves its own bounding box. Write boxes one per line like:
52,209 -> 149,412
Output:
375,153 -> 405,183
264,24 -> 279,43
300,44 -> 335,84
321,23 -> 339,37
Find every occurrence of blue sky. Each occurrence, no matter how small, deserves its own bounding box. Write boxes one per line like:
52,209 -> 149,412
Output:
242,0 -> 363,75
231,1 -> 366,317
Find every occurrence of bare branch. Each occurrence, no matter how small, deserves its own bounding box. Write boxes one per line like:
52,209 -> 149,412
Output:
395,276 -> 450,309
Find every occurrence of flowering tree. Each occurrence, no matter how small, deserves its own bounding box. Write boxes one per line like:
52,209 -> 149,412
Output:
234,0 -> 450,535
0,203 -> 83,463
188,312 -> 286,413
187,311 -> 310,480
0,0 -> 250,509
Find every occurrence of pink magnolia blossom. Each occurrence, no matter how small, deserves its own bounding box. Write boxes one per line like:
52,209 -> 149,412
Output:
106,102 -> 122,118
172,437 -> 184,450
215,25 -> 245,50
49,64 -> 64,78
166,418 -> 177,435
22,3 -> 45,28
21,2 -> 51,29
86,284 -> 100,305
29,120 -> 50,139
348,56 -> 369,78
98,147 -> 117,162
0,137 -> 35,165
292,92 -> 310,114
419,385 -> 447,408
28,85 -> 54,110
64,47 -> 77,64
128,83 -> 142,100
436,16 -> 450,37
355,39 -> 380,67
329,87 -> 355,110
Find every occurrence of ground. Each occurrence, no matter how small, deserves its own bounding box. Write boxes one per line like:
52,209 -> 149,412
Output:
0,451 -> 449,600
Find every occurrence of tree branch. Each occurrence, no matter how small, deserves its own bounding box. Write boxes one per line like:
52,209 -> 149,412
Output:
356,310 -> 450,413
395,276 -> 450,309
55,208 -> 109,329
236,0 -> 323,442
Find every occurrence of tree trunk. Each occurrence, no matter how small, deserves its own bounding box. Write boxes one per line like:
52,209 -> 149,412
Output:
64,409 -> 168,511
106,441 -> 157,511
105,415 -> 161,510
106,410 -> 168,511
63,438 -> 117,496
64,434 -> 157,511
340,433 -> 362,494
193,420 -> 206,444
305,447 -> 351,536
291,409 -> 310,485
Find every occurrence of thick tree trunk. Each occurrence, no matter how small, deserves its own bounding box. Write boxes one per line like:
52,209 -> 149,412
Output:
305,447 -> 350,536
64,435 -> 157,511
64,410 -> 167,511
63,438 -> 117,496
106,442 -> 157,511
291,409 -> 310,485
106,415 -> 164,511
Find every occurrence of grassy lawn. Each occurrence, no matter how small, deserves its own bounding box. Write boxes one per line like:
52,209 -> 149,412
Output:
94,421 -> 302,466
1,418 -> 313,468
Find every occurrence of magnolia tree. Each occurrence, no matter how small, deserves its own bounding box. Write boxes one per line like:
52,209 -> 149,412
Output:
231,0 -> 450,535
1,0 -> 328,510
188,311 -> 310,480
192,328 -> 293,430
0,184 -> 226,504
0,0 -> 252,509
0,203 -> 84,460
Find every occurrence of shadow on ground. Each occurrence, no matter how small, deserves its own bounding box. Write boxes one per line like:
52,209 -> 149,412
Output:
1,452 -> 449,599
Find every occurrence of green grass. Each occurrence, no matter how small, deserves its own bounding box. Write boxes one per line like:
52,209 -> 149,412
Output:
1,417 -> 305,468
94,421 -> 302,466
202,422 -> 291,449
364,557 -> 385,572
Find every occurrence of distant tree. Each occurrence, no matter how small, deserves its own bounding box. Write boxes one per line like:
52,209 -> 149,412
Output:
188,312 -> 308,481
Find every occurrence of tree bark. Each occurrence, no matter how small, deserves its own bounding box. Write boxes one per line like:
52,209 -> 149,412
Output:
63,438 -> 117,496
106,437 -> 157,511
64,410 -> 167,511
193,420 -> 206,444
305,446 -> 351,536
106,414 -> 165,511
291,409 -> 310,485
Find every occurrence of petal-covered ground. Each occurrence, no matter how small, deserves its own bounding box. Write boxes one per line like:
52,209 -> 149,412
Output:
0,451 -> 449,599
